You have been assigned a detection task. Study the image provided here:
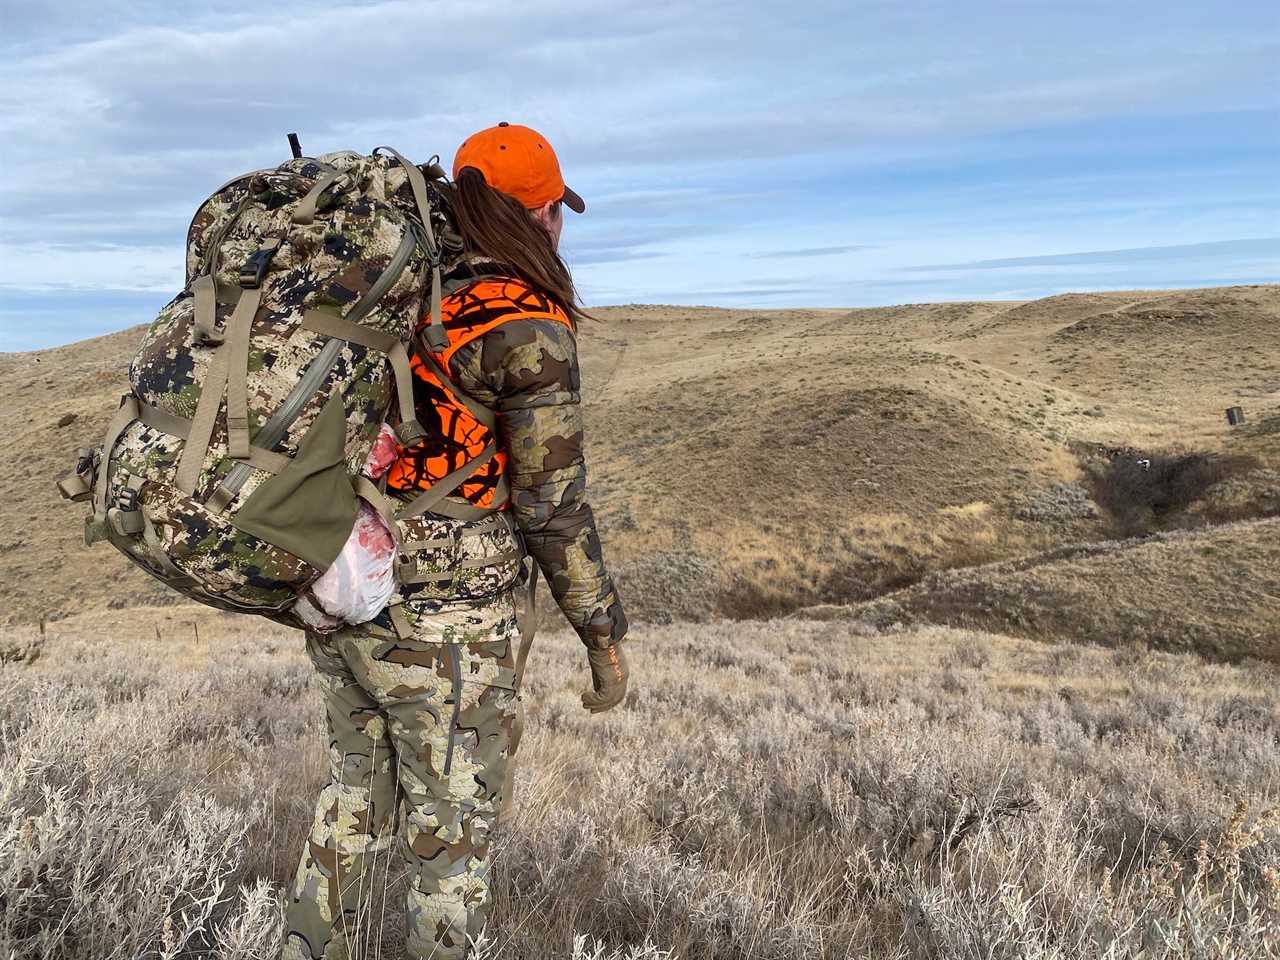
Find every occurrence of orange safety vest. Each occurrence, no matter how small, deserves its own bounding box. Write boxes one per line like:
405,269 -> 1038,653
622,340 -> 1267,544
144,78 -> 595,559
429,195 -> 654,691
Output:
385,277 -> 576,509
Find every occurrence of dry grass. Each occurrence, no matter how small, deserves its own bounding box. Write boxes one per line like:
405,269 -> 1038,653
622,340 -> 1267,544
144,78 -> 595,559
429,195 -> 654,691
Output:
4,285 -> 1278,955
806,515 -> 1280,665
4,610 -> 1278,958
8,285 -> 1278,638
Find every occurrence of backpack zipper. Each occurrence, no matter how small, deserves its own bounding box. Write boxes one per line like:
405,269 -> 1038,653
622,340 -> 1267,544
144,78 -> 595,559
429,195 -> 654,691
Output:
442,644 -> 463,776
212,223 -> 419,502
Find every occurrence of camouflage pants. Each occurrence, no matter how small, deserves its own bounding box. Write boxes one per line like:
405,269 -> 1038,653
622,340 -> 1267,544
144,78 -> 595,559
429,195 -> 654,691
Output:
282,586 -> 524,959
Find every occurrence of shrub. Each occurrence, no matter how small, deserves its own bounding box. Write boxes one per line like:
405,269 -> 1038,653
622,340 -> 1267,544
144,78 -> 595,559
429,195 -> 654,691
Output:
1085,447 -> 1260,537
3,617 -> 1278,957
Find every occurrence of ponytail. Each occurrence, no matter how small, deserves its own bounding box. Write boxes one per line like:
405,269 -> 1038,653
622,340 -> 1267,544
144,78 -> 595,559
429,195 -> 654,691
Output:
444,168 -> 595,325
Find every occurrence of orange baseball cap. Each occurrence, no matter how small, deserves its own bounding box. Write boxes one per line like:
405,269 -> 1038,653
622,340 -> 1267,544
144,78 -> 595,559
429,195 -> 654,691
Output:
453,122 -> 585,214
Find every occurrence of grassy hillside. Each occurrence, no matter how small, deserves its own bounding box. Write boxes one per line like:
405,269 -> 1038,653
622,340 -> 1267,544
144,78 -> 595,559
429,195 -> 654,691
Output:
3,610 -> 1278,958
3,285 -> 1277,658
4,285 -> 1279,958
792,515 -> 1280,663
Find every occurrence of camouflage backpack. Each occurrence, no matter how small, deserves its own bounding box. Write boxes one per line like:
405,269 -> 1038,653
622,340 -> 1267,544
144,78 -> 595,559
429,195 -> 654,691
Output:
56,144 -> 508,629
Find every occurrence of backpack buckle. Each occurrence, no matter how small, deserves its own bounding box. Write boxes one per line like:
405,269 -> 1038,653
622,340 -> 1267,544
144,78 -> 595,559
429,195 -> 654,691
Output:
116,485 -> 140,512
395,419 -> 426,446
394,552 -> 418,583
239,244 -> 279,289
75,447 -> 97,477
108,506 -> 145,537
422,324 -> 449,352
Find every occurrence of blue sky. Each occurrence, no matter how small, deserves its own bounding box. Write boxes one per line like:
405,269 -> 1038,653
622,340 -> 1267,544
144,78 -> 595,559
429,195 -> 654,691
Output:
1,0 -> 1277,350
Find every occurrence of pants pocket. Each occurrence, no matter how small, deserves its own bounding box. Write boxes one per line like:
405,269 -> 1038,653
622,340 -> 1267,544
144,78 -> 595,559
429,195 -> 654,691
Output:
303,627 -> 351,678
442,638 -> 521,788
441,643 -> 464,776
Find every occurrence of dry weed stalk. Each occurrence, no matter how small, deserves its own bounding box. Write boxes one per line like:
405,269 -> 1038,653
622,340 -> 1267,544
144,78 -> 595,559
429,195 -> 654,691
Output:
1,618 -> 1277,957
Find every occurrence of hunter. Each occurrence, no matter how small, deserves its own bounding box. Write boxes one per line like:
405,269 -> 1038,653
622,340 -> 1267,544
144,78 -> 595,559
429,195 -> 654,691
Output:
282,122 -> 630,960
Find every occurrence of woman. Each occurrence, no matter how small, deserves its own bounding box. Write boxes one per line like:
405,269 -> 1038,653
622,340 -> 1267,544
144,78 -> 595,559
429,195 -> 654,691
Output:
282,123 -> 630,960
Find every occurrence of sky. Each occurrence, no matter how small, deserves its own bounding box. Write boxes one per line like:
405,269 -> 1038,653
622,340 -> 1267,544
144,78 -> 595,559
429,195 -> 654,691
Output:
1,0 -> 1277,351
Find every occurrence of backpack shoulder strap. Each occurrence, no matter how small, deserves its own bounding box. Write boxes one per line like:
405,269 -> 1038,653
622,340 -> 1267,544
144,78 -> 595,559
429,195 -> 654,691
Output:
374,146 -> 448,353
412,333 -> 497,432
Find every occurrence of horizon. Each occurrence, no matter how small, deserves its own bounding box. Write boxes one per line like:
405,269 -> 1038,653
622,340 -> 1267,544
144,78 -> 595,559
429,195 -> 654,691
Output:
11,278 -> 1280,356
1,0 -> 1277,351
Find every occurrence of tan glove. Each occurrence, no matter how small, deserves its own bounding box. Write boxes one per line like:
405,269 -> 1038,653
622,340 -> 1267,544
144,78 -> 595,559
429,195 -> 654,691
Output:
581,642 -> 628,713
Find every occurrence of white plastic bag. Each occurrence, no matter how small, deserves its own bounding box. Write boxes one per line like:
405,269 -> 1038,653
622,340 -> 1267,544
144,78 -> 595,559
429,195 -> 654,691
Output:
294,424 -> 401,631
308,500 -> 397,624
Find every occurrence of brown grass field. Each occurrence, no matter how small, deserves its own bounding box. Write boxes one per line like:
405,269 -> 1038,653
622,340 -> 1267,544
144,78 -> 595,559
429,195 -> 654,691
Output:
2,284 -> 1279,957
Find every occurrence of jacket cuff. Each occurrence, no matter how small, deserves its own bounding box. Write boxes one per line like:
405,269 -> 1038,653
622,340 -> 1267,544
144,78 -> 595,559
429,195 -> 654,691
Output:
578,599 -> 629,650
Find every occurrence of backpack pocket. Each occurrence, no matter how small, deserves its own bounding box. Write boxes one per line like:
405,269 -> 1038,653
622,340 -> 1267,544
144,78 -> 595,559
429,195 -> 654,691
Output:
232,391 -> 359,570
396,510 -> 524,602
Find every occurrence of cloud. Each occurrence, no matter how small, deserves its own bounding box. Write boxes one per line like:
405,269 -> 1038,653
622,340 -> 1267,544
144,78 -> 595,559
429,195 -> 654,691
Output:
2,1 -> 1278,349
0,242 -> 182,293
749,245 -> 876,259
569,249 -> 670,266
901,238 -> 1280,272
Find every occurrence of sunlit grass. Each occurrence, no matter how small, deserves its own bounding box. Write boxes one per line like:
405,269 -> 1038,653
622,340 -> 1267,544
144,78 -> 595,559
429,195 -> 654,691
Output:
2,613 -> 1278,957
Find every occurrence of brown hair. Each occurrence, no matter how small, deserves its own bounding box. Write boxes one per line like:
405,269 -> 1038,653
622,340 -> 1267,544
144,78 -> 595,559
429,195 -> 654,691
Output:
443,167 -> 595,325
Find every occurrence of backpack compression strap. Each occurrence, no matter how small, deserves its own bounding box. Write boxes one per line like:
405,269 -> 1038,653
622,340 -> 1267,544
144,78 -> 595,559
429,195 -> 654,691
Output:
299,308 -> 425,447
374,146 -> 449,353
189,194 -> 255,346
174,237 -> 281,494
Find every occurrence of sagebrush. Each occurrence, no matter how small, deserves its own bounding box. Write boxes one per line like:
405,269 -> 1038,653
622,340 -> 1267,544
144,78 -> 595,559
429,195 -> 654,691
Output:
2,613 -> 1278,958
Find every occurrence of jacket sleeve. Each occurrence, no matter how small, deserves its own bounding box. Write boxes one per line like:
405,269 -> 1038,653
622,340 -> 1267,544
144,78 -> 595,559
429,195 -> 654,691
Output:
448,317 -> 629,651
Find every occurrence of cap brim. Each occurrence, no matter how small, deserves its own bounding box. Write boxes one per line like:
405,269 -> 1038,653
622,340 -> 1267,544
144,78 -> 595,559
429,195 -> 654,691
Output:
562,185 -> 586,214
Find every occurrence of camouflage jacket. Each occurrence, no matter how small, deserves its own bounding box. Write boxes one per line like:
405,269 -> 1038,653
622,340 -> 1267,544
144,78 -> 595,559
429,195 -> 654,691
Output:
423,276 -> 629,652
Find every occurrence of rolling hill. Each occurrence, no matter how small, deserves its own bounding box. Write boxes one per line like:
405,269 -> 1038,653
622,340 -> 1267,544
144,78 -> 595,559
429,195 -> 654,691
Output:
4,284 -> 1277,658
